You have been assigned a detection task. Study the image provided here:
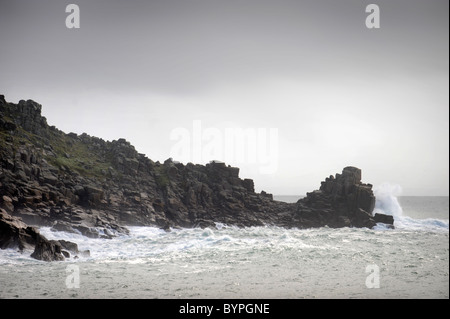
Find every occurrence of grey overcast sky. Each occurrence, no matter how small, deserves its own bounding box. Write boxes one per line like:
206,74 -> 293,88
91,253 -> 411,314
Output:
0,0 -> 448,196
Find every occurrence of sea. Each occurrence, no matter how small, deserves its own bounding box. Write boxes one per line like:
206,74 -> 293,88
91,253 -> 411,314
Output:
0,193 -> 448,300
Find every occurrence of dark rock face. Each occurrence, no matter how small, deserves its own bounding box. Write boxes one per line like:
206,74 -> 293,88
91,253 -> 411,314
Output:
30,237 -> 65,261
0,95 -> 287,231
0,208 -> 72,261
374,213 -> 394,225
0,209 -> 37,251
0,95 -> 395,261
291,167 -> 378,229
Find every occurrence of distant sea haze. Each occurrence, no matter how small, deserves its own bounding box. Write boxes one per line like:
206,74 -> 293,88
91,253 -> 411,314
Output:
273,195 -> 304,203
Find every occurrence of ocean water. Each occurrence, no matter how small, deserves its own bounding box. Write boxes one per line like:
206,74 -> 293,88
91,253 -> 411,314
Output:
0,195 -> 448,299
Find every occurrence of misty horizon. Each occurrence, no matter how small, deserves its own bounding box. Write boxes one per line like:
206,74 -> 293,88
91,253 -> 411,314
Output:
1,0 -> 448,196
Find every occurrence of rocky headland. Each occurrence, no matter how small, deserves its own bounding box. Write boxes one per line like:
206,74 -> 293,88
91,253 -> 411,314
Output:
0,95 -> 393,261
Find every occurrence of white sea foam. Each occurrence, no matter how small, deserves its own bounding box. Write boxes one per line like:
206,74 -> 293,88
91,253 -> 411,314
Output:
0,195 -> 448,299
373,182 -> 403,218
32,212 -> 447,266
394,216 -> 449,232
372,183 -> 448,232
1,209 -> 448,298
2,192 -> 447,268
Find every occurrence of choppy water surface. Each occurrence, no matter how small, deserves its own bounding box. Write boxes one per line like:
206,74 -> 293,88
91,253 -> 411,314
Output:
0,196 -> 448,299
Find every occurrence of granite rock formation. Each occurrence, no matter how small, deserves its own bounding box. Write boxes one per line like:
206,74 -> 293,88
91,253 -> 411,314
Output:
0,95 -> 394,261
293,166 -> 377,229
0,208 -> 83,261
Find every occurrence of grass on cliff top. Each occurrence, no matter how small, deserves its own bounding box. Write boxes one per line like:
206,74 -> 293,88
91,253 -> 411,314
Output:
0,131 -> 10,149
0,125 -> 40,150
46,132 -> 114,178
0,125 -> 114,179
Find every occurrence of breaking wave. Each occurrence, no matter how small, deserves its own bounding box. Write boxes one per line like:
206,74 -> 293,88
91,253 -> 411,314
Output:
373,183 -> 448,231
373,183 -> 403,218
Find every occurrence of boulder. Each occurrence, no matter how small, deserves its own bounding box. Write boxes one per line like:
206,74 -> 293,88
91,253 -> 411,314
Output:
31,237 -> 65,261
352,208 -> 376,228
41,172 -> 58,186
58,239 -> 79,253
0,209 -> 37,250
374,213 -> 394,225
1,209 -> 67,261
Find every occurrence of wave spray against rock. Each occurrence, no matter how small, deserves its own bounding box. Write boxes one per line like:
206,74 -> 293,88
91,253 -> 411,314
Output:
373,183 -> 403,218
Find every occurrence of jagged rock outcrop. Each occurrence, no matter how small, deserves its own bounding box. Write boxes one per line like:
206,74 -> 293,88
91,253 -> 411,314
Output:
0,96 -> 287,231
293,167 -> 378,229
374,213 -> 394,225
30,235 -> 65,261
0,208 -> 79,261
0,209 -> 37,251
0,95 -> 394,260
